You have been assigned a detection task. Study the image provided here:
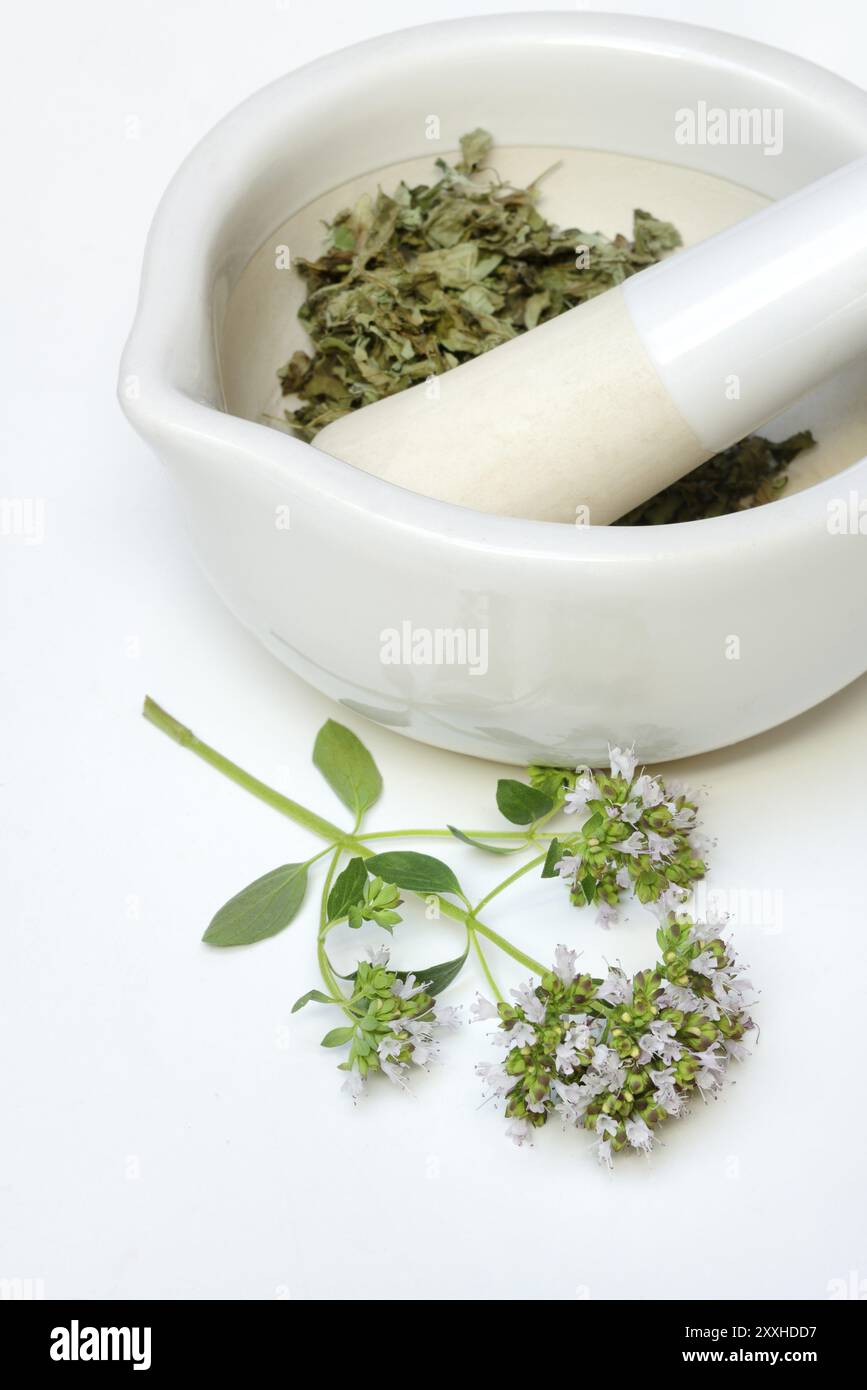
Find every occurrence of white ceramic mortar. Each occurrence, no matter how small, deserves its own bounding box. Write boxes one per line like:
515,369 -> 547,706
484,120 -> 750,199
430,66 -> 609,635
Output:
120,13 -> 867,766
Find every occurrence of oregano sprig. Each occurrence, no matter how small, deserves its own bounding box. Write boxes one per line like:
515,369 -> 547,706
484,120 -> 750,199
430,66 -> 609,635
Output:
143,697 -> 753,1162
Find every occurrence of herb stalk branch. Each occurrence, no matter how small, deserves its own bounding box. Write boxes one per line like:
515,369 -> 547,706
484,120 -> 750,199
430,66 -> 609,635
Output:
144,697 -> 547,976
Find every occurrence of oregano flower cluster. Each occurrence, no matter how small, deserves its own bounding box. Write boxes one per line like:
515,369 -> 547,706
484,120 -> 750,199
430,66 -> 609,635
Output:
476,918 -> 755,1165
531,746 -> 709,925
327,949 -> 460,1101
144,698 -> 757,1168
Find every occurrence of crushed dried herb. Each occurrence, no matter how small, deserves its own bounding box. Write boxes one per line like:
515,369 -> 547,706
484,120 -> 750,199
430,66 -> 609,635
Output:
615,430 -> 816,526
277,130 -> 815,523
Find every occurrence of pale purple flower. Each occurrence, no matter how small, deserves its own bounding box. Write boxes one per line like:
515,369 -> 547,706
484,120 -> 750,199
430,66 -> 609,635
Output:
595,1138 -> 614,1170
552,1078 -> 592,1122
712,970 -> 755,1011
619,831 -> 647,857
378,1033 -> 404,1063
555,853 -> 581,882
638,1019 -> 682,1066
470,993 -> 500,1023
596,969 -> 631,1005
646,831 -> 676,862
596,901 -> 618,930
553,943 -> 579,985
511,982 -> 546,1024
341,1071 -> 366,1104
693,1045 -> 727,1095
392,973 -> 426,1000
432,1004 -> 462,1030
379,1057 -> 412,1091
690,950 -> 717,978
555,1043 -> 581,1074
365,945 -> 391,967
595,1113 -> 618,1138
650,1067 -> 685,1116
564,768 -> 600,813
608,744 -> 637,782
399,1017 -> 440,1068
625,1114 -> 654,1152
657,982 -> 702,1012
690,832 -> 715,857
555,1018 -> 593,1073
647,883 -> 689,919
493,1021 -> 537,1049
506,1118 -> 532,1147
620,800 -> 642,825
633,773 -> 664,808
587,1045 -> 626,1094
476,1060 -> 511,1095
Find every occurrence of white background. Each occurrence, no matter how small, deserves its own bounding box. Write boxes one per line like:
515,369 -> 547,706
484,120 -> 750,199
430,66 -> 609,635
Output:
3,0 -> 867,1302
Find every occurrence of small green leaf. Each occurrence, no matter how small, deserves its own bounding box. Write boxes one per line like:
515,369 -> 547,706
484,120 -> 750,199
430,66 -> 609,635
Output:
396,935 -> 471,995
581,873 -> 597,904
326,856 -> 368,924
541,837 -> 563,878
320,1026 -> 355,1048
447,825 -> 521,855
331,224 -> 356,251
203,863 -> 308,947
370,910 -> 401,932
291,989 -> 334,1013
313,720 -> 382,821
582,811 -> 604,838
496,779 -> 554,825
364,851 -> 462,898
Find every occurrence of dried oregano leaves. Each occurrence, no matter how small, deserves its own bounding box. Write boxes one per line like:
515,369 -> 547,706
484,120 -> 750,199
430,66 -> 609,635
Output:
615,430 -> 816,526
277,130 -> 815,523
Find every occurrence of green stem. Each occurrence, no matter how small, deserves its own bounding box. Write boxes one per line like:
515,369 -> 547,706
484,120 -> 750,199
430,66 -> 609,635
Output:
472,852 -> 547,915
143,698 -> 352,847
339,843 -> 548,976
144,697 -> 548,978
361,828 -> 537,842
316,849 -> 358,1022
470,929 -> 504,1003
468,918 -> 546,976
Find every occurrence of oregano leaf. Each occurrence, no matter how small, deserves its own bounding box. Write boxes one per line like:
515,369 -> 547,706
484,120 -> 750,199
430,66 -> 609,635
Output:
291,989 -> 334,1013
581,873 -> 597,904
312,720 -> 382,822
363,851 -> 462,898
326,856 -> 368,924
496,779 -> 554,825
203,863 -> 308,947
320,1026 -> 355,1048
398,936 -> 471,995
448,825 -> 521,855
541,837 -> 563,878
